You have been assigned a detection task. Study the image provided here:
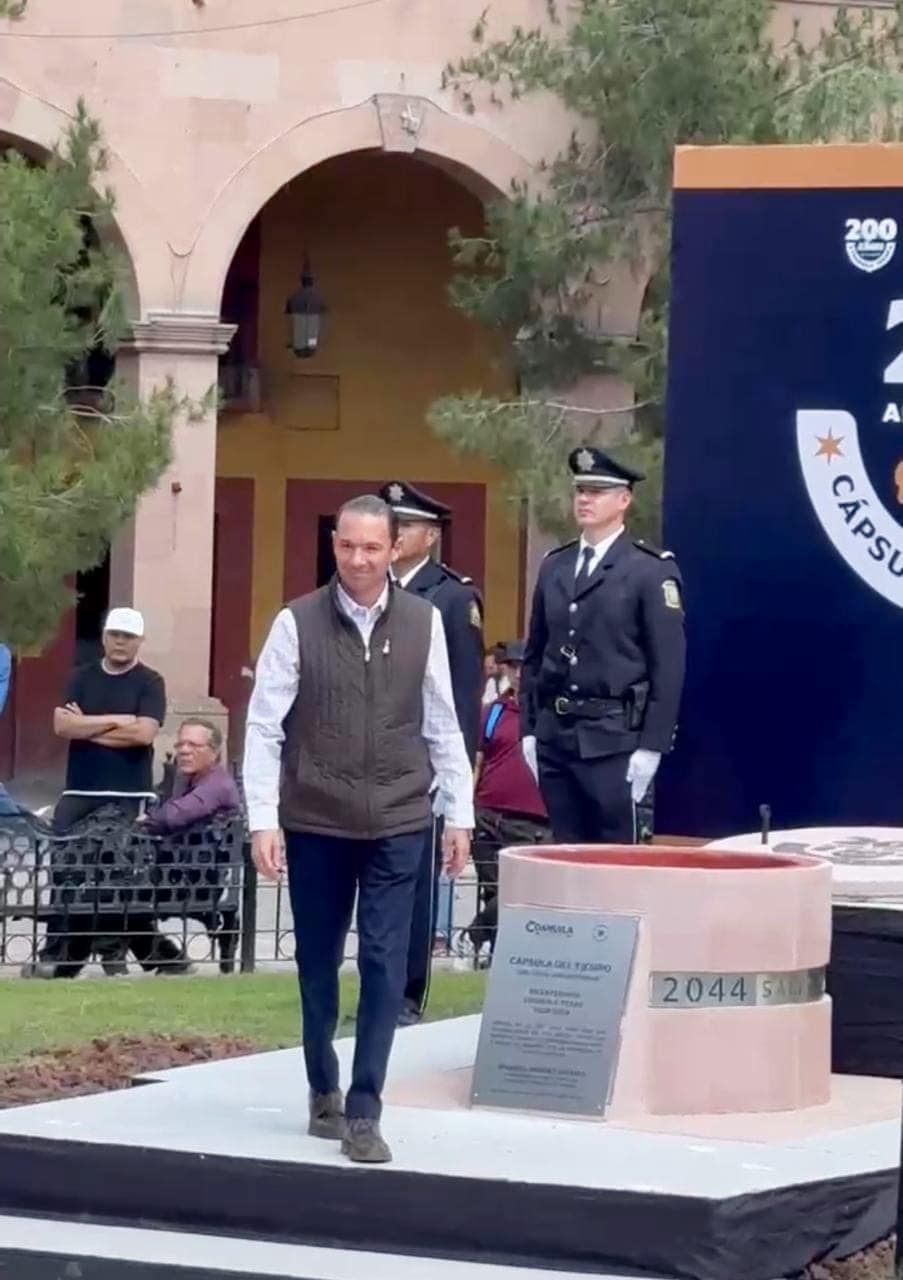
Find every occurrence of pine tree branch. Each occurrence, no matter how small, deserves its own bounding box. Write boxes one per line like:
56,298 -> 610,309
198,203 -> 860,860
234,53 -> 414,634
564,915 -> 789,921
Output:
481,398 -> 651,416
0,106 -> 177,649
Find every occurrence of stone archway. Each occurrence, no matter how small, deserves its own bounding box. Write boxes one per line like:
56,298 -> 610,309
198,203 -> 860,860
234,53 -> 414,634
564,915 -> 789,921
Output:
211,136 -> 529,711
180,95 -> 536,315
0,87 -> 170,318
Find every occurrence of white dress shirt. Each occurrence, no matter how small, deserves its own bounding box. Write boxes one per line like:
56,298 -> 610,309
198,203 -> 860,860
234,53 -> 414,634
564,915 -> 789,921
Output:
243,582 -> 475,834
394,557 -> 431,588
482,673 -> 511,705
576,525 -> 625,578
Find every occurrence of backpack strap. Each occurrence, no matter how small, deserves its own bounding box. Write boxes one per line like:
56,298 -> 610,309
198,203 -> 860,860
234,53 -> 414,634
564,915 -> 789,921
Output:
484,701 -> 505,744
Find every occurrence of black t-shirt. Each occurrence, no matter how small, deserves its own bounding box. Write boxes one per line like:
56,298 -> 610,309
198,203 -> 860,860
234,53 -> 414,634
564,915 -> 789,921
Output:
64,662 -> 167,794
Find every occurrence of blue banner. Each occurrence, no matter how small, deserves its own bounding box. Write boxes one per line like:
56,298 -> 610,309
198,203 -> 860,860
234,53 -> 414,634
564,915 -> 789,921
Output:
662,181 -> 903,835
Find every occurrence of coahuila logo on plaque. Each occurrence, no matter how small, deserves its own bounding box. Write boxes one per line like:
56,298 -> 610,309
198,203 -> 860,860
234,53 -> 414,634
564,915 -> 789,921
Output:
471,906 -> 638,1116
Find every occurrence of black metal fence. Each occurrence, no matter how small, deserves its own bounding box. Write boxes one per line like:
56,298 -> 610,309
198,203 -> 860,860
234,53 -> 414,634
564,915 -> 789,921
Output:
0,809 -> 506,976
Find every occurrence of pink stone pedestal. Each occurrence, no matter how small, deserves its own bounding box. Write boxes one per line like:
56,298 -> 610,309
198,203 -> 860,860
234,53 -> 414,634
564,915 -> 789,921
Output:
498,845 -> 833,1117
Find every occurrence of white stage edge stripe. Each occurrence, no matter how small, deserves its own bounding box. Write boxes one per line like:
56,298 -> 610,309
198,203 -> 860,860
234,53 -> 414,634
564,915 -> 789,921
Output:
0,1216 -> 672,1280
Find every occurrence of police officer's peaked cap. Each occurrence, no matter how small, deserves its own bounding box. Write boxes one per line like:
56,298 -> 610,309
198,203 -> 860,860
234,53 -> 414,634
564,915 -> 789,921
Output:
568,446 -> 644,489
502,639 -> 527,664
379,481 -> 451,523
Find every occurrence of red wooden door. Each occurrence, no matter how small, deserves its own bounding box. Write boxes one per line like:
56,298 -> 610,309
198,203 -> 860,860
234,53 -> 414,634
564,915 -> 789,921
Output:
6,615 -> 76,781
283,479 -> 486,601
211,478 -> 255,762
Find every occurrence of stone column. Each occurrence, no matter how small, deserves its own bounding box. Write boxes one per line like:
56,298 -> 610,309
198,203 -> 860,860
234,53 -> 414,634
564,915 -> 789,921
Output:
110,313 -> 236,761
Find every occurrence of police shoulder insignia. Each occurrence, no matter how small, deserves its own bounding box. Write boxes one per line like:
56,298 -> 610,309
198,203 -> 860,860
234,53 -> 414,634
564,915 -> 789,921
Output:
469,600 -> 483,629
440,563 -> 473,585
662,579 -> 682,610
545,538 -> 578,558
634,539 -> 675,561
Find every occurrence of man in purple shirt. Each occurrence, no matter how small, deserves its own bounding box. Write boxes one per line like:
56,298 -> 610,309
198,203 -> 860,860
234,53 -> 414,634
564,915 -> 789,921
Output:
143,718 -> 240,832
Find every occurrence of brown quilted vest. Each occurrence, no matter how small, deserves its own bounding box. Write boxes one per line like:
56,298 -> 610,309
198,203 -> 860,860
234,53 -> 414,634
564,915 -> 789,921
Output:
279,580 -> 433,838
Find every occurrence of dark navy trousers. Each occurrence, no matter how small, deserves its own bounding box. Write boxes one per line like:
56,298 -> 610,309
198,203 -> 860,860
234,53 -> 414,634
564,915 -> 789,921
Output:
286,829 -> 425,1120
537,742 -> 635,844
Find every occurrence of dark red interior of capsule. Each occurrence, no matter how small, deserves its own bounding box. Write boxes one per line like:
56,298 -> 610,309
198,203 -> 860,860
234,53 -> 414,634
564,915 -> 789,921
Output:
506,845 -> 810,870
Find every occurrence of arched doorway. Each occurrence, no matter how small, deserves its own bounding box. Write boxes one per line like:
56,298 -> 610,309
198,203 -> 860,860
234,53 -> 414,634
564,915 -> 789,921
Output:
211,149 -> 521,751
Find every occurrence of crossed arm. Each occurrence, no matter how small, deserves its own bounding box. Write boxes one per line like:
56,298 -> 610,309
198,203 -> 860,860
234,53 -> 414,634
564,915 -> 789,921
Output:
53,703 -> 159,748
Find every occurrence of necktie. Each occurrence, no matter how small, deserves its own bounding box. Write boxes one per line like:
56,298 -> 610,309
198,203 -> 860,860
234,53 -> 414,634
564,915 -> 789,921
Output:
574,545 -> 594,593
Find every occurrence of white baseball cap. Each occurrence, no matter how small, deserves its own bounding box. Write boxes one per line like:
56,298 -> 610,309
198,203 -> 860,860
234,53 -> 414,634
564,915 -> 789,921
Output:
104,607 -> 145,638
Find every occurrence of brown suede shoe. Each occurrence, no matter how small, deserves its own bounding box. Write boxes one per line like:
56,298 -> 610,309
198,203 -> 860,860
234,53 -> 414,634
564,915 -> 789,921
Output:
308,1089 -> 345,1140
341,1118 -> 392,1163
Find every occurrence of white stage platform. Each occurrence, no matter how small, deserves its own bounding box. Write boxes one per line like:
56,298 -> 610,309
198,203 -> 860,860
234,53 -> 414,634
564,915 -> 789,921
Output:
709,825 -> 903,903
0,1215 -> 666,1280
0,1017 -> 897,1280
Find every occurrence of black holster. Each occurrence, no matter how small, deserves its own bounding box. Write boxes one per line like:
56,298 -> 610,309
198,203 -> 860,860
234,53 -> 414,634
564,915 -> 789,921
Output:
626,682 -> 649,730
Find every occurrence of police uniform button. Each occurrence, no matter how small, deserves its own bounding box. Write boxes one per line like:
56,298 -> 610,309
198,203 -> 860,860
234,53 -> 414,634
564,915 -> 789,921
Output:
569,603 -> 577,613
570,684 -> 578,692
568,629 -> 575,637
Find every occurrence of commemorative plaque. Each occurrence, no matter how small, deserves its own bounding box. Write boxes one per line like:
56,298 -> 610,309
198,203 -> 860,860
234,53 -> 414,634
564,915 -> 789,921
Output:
471,905 -> 638,1116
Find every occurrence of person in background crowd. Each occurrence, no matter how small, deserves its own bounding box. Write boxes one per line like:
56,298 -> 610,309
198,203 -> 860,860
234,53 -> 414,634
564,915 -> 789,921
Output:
379,481 -> 483,1026
21,608 -> 193,979
0,642 -> 16,817
244,495 -> 473,1164
482,644 -> 509,706
141,718 -> 240,833
521,447 -> 686,843
0,643 -> 10,718
469,640 -> 549,961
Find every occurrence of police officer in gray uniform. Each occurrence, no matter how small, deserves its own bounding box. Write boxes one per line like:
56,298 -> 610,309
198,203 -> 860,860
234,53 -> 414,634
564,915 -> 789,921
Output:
521,447 -> 686,843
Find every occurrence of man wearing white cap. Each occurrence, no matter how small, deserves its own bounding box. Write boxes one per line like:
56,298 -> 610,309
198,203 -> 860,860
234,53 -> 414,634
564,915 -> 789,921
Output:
24,607 -> 187,978
51,607 -> 164,830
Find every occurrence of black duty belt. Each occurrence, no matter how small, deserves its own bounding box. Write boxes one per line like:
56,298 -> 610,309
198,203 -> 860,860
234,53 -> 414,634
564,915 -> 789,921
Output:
547,695 -> 625,718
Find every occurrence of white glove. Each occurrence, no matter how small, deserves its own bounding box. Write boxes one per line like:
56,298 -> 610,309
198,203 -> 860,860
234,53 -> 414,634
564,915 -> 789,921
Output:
521,735 -> 539,784
626,749 -> 661,803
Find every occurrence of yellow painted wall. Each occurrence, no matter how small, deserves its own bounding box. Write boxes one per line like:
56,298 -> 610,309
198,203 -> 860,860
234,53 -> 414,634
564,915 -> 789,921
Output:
216,152 -> 519,653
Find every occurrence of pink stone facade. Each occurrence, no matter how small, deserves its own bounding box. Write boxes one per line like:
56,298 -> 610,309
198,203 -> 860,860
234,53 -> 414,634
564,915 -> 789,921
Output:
499,846 -> 833,1116
0,0 -> 574,715
0,0 -> 835,728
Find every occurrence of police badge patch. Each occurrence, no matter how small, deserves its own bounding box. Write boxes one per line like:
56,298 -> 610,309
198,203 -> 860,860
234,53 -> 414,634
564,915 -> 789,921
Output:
469,600 -> 482,629
663,580 -> 682,610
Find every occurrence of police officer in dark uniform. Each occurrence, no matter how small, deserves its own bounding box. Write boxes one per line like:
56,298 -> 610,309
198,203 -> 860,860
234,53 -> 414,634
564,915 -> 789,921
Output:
379,481 -> 483,1023
521,447 -> 685,843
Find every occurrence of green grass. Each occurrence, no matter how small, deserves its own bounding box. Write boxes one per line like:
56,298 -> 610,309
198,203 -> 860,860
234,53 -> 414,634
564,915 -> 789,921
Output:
0,969 -> 487,1065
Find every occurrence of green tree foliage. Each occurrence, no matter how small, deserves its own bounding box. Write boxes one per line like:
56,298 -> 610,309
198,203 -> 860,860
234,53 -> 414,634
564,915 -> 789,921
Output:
431,0 -> 903,539
0,104 -> 181,649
